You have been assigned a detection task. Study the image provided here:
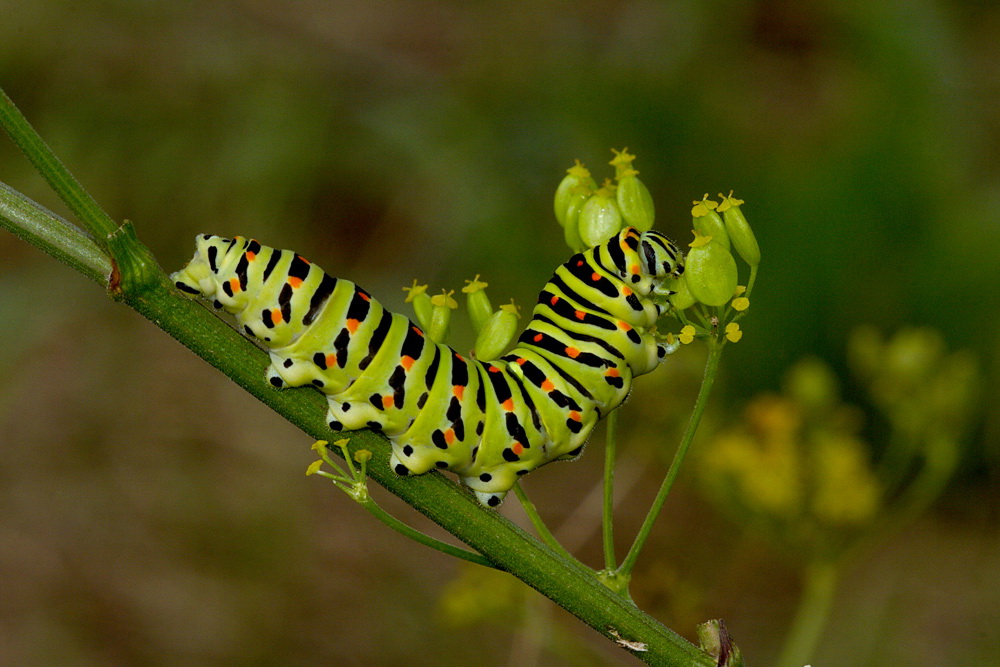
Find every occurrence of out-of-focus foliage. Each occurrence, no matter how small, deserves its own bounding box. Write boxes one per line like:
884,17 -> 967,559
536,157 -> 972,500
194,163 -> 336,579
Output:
2,1 -> 998,665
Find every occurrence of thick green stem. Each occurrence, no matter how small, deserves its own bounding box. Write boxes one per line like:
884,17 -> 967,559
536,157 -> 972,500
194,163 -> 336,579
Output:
619,338 -> 724,578
774,561 -> 839,667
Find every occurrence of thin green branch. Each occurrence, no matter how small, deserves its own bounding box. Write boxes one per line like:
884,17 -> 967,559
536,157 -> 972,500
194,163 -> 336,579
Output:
0,88 -> 119,246
513,483 -> 578,564
358,496 -> 496,568
619,338 -> 724,578
602,410 -> 619,571
774,561 -> 838,667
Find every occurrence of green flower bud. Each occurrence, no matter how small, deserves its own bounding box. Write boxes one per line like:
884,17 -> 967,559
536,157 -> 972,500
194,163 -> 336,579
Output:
718,192 -> 760,267
554,160 -> 596,228
428,290 -> 457,343
578,183 -> 623,248
474,303 -> 519,361
666,273 -> 696,311
563,194 -> 588,251
691,195 -> 730,250
685,233 -> 738,307
462,275 -> 492,333
616,174 -> 655,231
403,280 -> 434,332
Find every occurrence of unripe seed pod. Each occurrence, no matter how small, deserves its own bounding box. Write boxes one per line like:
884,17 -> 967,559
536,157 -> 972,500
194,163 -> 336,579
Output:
578,188 -> 623,247
428,290 -> 457,343
404,282 -> 434,332
474,306 -> 519,361
719,194 -> 760,267
685,239 -> 738,307
692,208 -> 730,250
616,174 -> 655,231
462,275 -> 492,334
554,161 -> 596,228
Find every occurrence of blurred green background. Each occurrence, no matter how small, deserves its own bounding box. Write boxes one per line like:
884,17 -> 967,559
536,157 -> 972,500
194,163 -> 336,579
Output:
1,1 -> 997,665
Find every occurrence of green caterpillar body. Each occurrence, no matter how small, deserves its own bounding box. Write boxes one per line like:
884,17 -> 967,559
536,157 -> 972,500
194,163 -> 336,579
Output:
171,228 -> 683,506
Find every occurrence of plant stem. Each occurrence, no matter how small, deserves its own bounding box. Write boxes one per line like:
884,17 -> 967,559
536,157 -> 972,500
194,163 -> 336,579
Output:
603,410 -> 619,570
618,338 -> 724,578
774,561 -> 839,667
0,87 -> 119,246
513,483 -> 577,563
358,496 -> 496,568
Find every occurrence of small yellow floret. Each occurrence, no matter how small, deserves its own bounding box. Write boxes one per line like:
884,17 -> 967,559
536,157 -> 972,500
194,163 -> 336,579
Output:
725,322 -> 743,342
462,275 -> 488,293
305,460 -> 324,476
716,190 -> 745,212
566,159 -> 591,179
431,289 -> 458,309
311,440 -> 329,452
679,325 -> 696,344
691,194 -> 719,217
353,449 -> 372,464
689,230 -> 713,248
732,297 -> 750,311
499,299 -> 521,317
403,280 -> 429,303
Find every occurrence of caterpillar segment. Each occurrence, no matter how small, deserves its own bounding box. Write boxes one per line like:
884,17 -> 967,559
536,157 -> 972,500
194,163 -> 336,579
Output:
171,228 -> 684,507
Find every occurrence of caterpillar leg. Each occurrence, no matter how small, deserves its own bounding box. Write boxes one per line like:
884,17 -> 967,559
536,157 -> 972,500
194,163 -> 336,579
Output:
474,490 -> 506,508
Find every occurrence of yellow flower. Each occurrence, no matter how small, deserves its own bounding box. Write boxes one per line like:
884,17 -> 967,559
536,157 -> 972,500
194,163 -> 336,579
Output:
403,280 -> 428,303
716,190 -> 744,212
431,289 -> 458,309
732,297 -> 750,311
691,194 -> 719,217
689,230 -> 713,248
461,274 -> 488,293
725,322 -> 743,342
679,325 -> 696,344
305,460 -> 324,476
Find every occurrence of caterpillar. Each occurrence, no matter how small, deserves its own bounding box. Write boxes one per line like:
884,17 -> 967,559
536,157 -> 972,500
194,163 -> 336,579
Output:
171,228 -> 684,506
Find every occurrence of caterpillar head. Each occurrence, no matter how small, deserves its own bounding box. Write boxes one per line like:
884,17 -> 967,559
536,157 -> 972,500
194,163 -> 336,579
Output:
638,230 -> 684,282
171,234 -> 247,308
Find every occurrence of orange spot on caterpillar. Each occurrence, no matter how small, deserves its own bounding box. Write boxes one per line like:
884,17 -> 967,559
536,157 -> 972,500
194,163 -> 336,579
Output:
296,255 -> 311,264
271,308 -> 283,324
569,411 -> 582,422
574,310 -> 586,320
400,356 -> 415,371
606,368 -> 620,377
288,276 -> 303,288
618,321 -> 632,330
382,395 -> 395,409
445,428 -> 456,445
622,286 -> 633,296
541,379 -> 555,392
488,365 -> 501,373
533,333 -> 543,342
515,357 -> 527,365
346,318 -> 360,333
502,398 -> 514,411
246,251 -> 257,261
512,442 -> 524,455
229,278 -> 241,293
565,346 -> 581,358
412,326 -> 424,337
591,272 -> 601,282
358,291 -> 370,301
630,264 -> 640,274
326,354 -> 337,368
550,295 -> 559,305
576,259 -> 584,266
453,385 -> 465,400
455,353 -> 465,362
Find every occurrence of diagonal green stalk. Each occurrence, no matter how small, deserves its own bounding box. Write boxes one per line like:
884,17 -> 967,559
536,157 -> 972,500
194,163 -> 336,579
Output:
513,483 -> 577,563
618,338 -> 724,578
